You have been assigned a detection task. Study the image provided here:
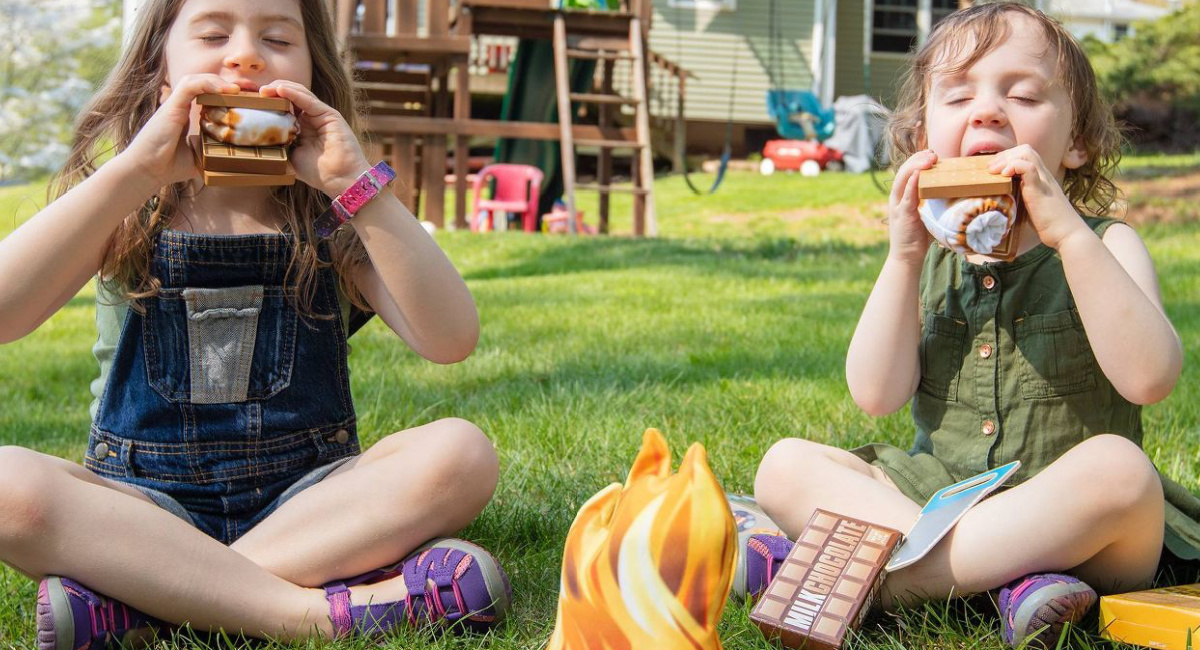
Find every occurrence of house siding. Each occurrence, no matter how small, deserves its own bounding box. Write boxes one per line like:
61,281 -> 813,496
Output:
639,1 -> 817,124
833,0 -> 910,107
863,55 -> 909,106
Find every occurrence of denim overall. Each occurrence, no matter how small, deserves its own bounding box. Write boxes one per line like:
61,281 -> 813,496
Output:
85,230 -> 362,544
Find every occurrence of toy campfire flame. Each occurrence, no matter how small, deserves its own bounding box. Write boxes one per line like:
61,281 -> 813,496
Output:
546,428 -> 737,650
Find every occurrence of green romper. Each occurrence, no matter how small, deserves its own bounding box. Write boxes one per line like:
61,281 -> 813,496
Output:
852,217 -> 1200,562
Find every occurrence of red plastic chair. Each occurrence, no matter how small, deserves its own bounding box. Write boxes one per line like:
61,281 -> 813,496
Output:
471,164 -> 544,232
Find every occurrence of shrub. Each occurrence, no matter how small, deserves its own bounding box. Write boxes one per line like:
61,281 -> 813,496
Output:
1084,3 -> 1200,151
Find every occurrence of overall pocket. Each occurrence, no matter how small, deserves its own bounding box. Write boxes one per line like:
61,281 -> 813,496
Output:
918,311 -> 968,401
1013,309 -> 1097,399
143,285 -> 298,403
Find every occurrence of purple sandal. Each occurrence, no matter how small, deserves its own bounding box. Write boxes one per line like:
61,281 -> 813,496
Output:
325,537 -> 512,638
36,576 -> 165,650
727,494 -> 791,601
999,573 -> 1096,647
734,533 -> 794,601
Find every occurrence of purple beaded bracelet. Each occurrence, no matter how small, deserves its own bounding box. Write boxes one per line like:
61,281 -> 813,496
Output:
313,161 -> 397,238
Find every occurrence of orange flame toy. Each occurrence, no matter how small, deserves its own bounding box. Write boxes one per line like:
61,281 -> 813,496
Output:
546,428 -> 738,650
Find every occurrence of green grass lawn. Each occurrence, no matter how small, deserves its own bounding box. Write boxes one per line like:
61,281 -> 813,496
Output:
1,156 -> 1198,648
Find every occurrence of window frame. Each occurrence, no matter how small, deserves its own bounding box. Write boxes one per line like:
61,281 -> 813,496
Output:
870,0 -> 955,56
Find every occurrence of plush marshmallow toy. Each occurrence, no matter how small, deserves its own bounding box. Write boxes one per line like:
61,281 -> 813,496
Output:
200,106 -> 300,147
919,194 -> 1017,256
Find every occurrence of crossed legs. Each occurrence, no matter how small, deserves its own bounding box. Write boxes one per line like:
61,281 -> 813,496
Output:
754,434 -> 1164,609
0,417 -> 498,640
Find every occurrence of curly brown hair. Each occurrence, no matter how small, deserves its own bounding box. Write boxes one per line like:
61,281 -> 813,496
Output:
50,0 -> 371,315
888,2 -> 1123,217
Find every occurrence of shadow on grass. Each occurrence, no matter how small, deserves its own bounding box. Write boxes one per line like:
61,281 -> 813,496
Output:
461,236 -> 887,282
349,286 -> 861,418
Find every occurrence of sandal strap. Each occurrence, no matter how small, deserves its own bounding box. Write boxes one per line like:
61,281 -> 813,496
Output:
355,600 -> 412,630
320,543 -> 490,637
401,547 -> 472,621
324,583 -> 353,637
403,548 -> 435,595
83,588 -> 169,638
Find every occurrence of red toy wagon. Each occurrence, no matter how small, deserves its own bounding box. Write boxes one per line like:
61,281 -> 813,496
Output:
760,140 -> 844,176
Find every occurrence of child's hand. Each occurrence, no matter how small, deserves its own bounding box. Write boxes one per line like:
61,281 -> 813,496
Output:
887,149 -> 938,264
124,74 -> 241,187
260,81 -> 372,198
989,145 -> 1092,250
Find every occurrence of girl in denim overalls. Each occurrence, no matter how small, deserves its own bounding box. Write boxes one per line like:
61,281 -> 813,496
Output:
0,0 -> 512,646
749,4 -> 1197,648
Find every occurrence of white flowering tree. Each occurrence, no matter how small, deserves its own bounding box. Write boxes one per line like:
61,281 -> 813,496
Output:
0,0 -> 120,181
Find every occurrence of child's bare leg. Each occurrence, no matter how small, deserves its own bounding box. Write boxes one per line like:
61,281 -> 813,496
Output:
885,434 -> 1162,606
755,437 -> 923,537
0,447 -> 332,639
756,435 -> 1163,609
0,418 -> 498,638
230,418 -> 499,592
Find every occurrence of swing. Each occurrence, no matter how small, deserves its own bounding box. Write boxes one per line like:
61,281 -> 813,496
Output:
763,0 -> 835,142
680,103 -> 734,196
672,3 -> 736,196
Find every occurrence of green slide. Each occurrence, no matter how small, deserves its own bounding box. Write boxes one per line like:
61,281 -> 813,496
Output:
493,39 -> 597,219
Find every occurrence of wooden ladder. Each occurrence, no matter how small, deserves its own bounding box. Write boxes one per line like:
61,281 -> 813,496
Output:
551,14 -> 657,236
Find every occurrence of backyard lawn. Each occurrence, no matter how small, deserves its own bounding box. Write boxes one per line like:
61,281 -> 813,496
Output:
1,156 -> 1198,648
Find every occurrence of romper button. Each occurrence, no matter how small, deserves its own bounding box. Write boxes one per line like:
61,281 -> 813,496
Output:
335,429 -> 349,444
982,275 -> 996,290
980,344 -> 993,359
93,442 -> 110,458
982,420 -> 996,436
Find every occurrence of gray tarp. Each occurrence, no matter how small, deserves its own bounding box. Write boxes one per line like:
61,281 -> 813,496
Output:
825,95 -> 891,173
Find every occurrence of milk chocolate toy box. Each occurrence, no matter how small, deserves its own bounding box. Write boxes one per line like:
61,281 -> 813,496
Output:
750,510 -> 902,650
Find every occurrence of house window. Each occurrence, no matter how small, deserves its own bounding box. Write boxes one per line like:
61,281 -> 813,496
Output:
931,0 -> 956,27
667,0 -> 737,10
872,0 -> 958,54
1113,23 -> 1129,40
873,0 -> 918,54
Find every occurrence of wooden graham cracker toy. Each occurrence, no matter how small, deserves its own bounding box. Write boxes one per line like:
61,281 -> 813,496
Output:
750,511 -> 902,650
918,154 -> 1022,261
189,92 -> 300,187
1100,584 -> 1200,650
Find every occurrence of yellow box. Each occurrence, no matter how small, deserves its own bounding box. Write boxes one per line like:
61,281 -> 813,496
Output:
1100,584 -> 1200,650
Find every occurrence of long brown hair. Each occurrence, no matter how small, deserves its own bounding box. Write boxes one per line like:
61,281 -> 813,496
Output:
51,0 -> 370,314
888,2 -> 1123,217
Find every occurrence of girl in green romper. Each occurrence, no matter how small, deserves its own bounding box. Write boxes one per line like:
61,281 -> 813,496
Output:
753,3 -> 1197,646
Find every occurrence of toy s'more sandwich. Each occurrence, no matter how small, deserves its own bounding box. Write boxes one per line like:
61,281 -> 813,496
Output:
189,92 -> 299,187
918,154 -> 1022,261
